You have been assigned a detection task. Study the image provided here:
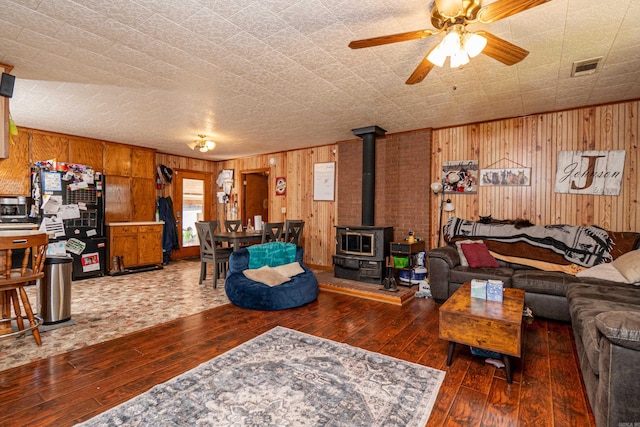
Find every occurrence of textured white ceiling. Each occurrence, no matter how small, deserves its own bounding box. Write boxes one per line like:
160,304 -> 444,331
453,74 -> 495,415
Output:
2,0 -> 639,160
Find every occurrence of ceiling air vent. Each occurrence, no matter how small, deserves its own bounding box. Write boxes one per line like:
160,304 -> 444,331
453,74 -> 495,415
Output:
571,57 -> 602,77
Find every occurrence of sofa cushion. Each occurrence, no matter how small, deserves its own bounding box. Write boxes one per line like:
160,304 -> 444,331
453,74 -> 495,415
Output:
511,270 -> 574,297
576,262 -> 632,284
612,249 -> 640,283
450,266 -> 513,286
595,311 -> 640,351
460,243 -> 499,268
567,283 -> 640,375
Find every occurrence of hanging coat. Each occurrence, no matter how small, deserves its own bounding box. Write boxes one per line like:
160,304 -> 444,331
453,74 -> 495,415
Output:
158,196 -> 180,264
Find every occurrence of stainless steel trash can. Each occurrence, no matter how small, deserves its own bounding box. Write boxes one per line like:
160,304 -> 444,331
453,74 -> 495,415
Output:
38,255 -> 73,324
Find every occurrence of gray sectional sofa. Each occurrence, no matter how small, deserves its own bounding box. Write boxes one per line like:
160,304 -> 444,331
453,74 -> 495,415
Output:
428,218 -> 640,427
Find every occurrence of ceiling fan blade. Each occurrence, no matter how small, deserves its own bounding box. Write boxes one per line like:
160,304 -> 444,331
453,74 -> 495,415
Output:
480,31 -> 529,66
405,47 -> 438,85
349,29 -> 435,49
478,0 -> 551,23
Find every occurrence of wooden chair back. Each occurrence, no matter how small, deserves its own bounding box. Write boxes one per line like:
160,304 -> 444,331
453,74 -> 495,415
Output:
0,232 -> 48,286
261,222 -> 284,243
195,221 -> 232,288
195,221 -> 219,262
1,231 -> 48,346
284,220 -> 305,245
224,220 -> 242,232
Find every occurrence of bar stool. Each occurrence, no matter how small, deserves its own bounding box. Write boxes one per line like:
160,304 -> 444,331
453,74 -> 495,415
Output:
0,231 -> 48,346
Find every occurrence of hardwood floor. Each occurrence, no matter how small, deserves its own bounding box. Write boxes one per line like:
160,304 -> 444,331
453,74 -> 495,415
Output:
0,291 -> 596,426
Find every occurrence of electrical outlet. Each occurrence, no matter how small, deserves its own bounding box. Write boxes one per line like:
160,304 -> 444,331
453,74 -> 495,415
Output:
281,207 -> 286,214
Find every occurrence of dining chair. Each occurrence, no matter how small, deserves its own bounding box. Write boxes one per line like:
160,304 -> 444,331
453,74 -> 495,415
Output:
195,221 -> 232,288
261,222 -> 284,243
284,220 -> 305,245
0,231 -> 48,346
224,220 -> 242,232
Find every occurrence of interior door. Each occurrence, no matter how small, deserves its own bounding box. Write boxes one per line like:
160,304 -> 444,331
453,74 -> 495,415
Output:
173,170 -> 211,259
242,170 -> 269,226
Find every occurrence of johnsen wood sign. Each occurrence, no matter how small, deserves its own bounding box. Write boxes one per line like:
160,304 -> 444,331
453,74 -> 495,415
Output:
555,150 -> 626,196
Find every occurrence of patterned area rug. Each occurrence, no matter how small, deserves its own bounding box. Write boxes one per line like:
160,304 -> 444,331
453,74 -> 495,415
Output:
0,259 -> 230,372
77,326 -> 446,427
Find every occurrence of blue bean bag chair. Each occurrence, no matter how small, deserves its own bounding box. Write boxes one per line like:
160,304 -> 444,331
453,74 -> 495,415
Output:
225,242 -> 319,310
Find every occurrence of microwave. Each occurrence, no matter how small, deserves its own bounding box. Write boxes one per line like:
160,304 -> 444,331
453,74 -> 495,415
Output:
0,196 -> 32,222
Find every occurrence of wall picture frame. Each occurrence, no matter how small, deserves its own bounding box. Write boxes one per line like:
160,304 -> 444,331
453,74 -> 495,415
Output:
554,150 -> 625,195
442,160 -> 478,194
480,167 -> 531,186
313,162 -> 335,201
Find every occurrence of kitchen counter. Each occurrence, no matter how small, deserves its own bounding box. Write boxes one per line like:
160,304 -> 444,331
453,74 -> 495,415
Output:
0,223 -> 39,231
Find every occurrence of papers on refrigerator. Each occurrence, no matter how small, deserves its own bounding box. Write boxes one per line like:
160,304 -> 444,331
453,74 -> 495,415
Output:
65,238 -> 87,255
42,194 -> 62,213
39,216 -> 65,238
58,204 -> 81,220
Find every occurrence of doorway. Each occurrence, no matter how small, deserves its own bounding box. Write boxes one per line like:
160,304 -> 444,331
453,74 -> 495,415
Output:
242,170 -> 269,227
173,170 -> 211,259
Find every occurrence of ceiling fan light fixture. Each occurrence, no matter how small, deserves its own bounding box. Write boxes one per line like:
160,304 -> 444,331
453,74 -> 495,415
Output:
441,29 -> 461,52
193,134 -> 216,153
450,49 -> 469,68
462,32 -> 487,58
427,45 -> 447,67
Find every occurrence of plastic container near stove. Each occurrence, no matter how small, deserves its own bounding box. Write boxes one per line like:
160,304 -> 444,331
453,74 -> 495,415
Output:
398,266 -> 427,282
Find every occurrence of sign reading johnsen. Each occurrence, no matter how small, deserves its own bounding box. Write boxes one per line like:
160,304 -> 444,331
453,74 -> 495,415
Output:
555,150 -> 626,195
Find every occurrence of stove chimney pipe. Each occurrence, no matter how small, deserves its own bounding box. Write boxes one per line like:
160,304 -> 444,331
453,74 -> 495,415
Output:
352,125 -> 387,226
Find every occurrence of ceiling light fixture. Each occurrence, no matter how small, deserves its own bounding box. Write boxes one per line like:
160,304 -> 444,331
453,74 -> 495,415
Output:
427,24 -> 487,69
193,134 -> 216,153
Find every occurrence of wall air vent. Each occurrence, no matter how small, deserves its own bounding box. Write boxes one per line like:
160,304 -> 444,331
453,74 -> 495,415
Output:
571,57 -> 602,77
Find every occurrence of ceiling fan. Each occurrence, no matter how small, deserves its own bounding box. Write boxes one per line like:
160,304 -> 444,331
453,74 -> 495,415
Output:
188,134 -> 216,153
348,0 -> 551,84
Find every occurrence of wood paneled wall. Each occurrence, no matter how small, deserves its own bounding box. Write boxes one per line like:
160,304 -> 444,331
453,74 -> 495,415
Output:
430,100 -> 640,247
213,145 -> 338,267
0,127 -> 156,223
156,145 -> 337,267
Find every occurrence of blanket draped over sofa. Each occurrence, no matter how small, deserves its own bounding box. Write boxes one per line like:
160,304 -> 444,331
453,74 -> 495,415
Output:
444,217 -> 613,267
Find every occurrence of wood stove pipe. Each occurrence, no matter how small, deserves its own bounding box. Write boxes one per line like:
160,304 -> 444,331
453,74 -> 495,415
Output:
352,125 -> 387,226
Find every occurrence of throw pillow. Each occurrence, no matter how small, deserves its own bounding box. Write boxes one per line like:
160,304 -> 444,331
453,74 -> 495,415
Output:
611,249 -> 640,283
576,261 -> 631,283
454,239 -> 484,267
243,265 -> 290,287
460,242 -> 499,268
272,261 -> 305,278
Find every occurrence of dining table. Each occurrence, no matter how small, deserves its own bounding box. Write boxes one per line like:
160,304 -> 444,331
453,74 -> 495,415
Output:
213,230 -> 263,250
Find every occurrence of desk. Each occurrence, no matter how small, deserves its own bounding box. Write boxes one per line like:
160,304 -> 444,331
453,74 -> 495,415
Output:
213,230 -> 263,250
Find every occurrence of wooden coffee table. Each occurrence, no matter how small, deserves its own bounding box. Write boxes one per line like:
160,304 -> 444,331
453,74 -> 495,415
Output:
439,282 -> 525,384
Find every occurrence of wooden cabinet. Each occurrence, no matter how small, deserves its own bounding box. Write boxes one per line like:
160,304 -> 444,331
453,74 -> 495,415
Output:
108,222 -> 163,271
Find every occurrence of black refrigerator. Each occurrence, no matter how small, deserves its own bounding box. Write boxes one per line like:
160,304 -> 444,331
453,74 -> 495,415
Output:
31,162 -> 107,280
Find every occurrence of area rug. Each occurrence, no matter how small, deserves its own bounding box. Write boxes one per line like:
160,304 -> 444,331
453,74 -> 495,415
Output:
0,259 -> 230,372
77,326 -> 446,427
